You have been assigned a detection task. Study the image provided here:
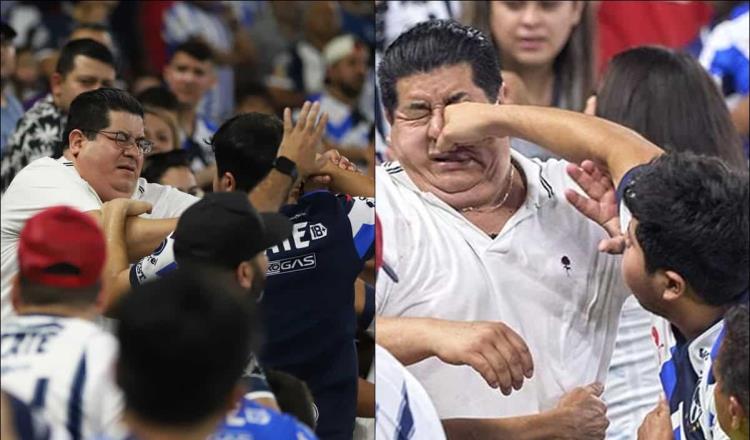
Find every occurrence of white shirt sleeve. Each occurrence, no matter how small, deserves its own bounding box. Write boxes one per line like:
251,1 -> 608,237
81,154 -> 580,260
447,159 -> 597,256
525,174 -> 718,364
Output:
136,180 -> 198,219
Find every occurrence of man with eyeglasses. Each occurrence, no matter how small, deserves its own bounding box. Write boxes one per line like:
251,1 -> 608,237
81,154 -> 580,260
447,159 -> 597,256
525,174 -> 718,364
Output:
0,88 -> 196,320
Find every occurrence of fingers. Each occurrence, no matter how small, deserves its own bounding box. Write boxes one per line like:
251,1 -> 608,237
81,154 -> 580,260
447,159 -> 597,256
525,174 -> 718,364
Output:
491,336 -> 526,392
598,236 -> 625,254
500,325 -> 534,378
465,352 -> 502,392
477,344 -> 514,395
305,101 -> 321,133
564,189 -> 601,221
296,101 -> 312,131
283,107 -> 292,133
583,381 -> 604,397
126,200 -> 153,216
313,111 -> 329,141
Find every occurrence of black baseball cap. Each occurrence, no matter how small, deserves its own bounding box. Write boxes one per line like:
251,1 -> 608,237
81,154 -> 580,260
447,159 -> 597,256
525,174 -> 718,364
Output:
1,21 -> 16,41
173,192 -> 292,268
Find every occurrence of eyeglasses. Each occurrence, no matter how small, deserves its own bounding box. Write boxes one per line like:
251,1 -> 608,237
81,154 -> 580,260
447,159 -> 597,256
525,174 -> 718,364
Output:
85,130 -> 153,155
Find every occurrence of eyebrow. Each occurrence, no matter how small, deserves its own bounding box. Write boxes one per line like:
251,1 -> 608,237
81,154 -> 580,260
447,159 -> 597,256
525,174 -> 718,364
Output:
445,92 -> 468,105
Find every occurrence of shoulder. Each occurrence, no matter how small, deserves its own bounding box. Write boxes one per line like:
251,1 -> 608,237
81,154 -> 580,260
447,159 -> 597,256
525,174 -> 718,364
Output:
137,180 -> 198,218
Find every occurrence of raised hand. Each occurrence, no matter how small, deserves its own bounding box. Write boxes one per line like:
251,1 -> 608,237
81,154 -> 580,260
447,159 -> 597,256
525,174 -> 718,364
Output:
278,101 -> 329,179
564,160 -> 625,254
555,382 -> 609,439
430,320 -> 534,396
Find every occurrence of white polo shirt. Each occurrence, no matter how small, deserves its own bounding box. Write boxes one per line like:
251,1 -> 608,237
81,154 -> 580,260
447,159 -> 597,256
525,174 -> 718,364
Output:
0,157 -> 197,320
376,150 -> 629,418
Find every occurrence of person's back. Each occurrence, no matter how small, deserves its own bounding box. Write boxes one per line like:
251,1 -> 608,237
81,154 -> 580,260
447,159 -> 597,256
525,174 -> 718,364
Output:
0,206 -> 123,439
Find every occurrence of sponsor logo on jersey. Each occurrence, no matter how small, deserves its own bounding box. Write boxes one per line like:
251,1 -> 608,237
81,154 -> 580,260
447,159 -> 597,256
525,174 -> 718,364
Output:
267,253 -> 317,276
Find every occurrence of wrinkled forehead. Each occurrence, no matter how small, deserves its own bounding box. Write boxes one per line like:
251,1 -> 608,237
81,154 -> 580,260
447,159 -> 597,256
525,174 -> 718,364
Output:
394,63 -> 490,108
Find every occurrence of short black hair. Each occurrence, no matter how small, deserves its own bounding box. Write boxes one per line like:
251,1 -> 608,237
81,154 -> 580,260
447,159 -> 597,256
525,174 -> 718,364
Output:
171,38 -> 215,64
136,86 -> 179,112
718,304 -> 749,416
266,369 -> 316,430
56,38 -> 115,77
377,20 -> 502,116
62,88 -> 143,149
624,152 -> 749,305
114,269 -> 255,425
210,113 -> 283,193
141,150 -> 191,183
18,276 -> 100,307
70,22 -> 111,35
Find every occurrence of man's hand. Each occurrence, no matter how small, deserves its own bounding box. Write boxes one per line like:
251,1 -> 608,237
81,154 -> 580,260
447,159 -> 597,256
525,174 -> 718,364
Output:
278,101 -> 329,179
555,382 -> 609,439
436,102 -> 499,152
429,320 -> 533,395
637,397 -> 672,440
101,199 -> 153,226
564,161 -> 625,254
308,149 -> 359,187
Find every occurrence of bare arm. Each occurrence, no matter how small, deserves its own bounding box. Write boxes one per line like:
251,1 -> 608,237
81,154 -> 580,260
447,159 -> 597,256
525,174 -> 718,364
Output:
376,316 -> 533,395
357,378 -> 375,418
87,211 -> 177,262
438,104 -> 663,185
731,95 -> 749,136
320,161 -> 375,197
443,382 -> 608,440
97,200 -> 153,311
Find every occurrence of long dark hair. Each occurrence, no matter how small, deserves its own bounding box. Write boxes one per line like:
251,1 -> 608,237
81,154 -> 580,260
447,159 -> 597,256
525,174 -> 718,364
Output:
473,1 -> 595,111
597,46 -> 745,167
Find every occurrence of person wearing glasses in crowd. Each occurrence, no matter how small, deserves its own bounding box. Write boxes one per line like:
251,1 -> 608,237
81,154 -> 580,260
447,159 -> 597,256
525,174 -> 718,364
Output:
0,88 -> 197,320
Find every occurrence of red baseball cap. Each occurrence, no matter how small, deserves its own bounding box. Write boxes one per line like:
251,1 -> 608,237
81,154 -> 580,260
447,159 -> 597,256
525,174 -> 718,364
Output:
18,206 -> 106,288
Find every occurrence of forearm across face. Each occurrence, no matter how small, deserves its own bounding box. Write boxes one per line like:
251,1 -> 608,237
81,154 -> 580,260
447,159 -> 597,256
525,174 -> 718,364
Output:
124,217 -> 178,261
487,105 -> 662,184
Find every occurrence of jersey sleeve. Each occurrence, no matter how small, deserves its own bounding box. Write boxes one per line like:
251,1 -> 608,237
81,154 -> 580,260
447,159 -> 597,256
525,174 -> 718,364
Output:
129,235 -> 178,287
338,195 -> 375,262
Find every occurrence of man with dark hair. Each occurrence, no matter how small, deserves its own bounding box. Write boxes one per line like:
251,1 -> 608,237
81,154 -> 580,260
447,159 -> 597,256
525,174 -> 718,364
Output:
375,19 -> 636,438
415,37 -> 748,438
112,269 -> 315,440
714,304 -> 749,440
1,88 -> 197,320
163,38 -> 219,188
1,38 -> 116,191
127,106 -> 374,439
141,149 -> 201,196
0,206 -> 127,439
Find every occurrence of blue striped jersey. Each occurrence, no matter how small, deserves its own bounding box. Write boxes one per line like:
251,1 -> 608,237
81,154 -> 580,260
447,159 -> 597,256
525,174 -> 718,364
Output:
1,315 -> 124,440
211,397 -> 318,440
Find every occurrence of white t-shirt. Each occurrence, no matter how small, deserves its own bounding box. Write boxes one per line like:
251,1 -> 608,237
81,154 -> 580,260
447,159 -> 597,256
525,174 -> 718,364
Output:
376,150 -> 629,418
1,314 -> 123,439
0,157 -> 197,320
375,345 -> 446,440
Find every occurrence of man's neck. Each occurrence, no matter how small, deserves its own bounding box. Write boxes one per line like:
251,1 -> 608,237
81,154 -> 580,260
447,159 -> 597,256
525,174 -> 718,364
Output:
505,61 -> 555,107
327,85 -> 356,107
16,304 -> 98,321
124,412 -> 220,440
178,106 -> 197,137
669,300 -> 726,341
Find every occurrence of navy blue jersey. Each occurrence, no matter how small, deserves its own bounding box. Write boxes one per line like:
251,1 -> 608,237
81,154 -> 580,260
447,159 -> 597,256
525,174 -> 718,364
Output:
259,190 -> 374,440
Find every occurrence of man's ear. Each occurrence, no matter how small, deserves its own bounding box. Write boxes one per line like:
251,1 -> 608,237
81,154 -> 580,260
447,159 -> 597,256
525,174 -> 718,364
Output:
68,129 -> 87,157
498,83 -> 508,105
219,172 -> 236,192
661,270 -> 687,302
235,261 -> 254,290
728,395 -> 745,430
11,274 -> 22,312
